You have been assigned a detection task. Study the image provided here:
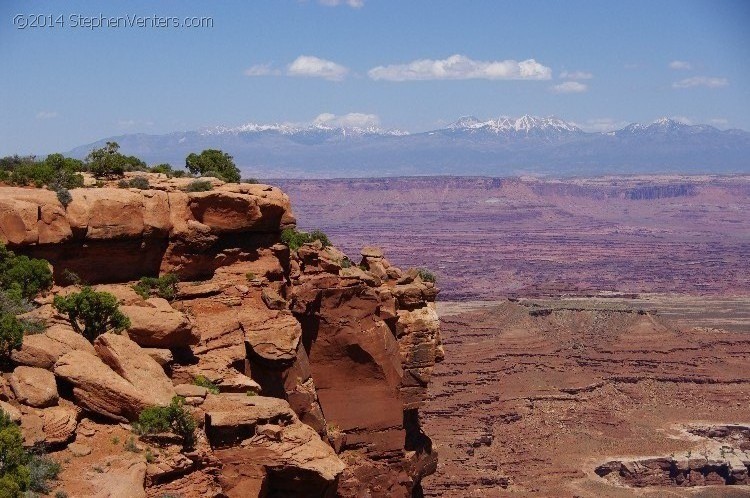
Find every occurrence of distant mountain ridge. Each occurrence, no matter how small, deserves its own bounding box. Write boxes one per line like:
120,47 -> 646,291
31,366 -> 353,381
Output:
67,116 -> 750,178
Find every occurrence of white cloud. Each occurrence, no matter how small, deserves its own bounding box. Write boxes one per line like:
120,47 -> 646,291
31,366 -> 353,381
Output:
287,55 -> 349,81
672,76 -> 728,89
35,111 -> 58,120
710,118 -> 729,127
244,64 -> 281,77
367,54 -> 552,81
550,81 -> 588,93
560,70 -> 592,80
669,60 -> 692,70
313,112 -> 380,128
318,0 -> 364,7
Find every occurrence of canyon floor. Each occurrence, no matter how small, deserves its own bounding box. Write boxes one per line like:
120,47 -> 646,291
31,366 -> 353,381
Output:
422,298 -> 750,496
279,175 -> 750,496
276,175 -> 750,300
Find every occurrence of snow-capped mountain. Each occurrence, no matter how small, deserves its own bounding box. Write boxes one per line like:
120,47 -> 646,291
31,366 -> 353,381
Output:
447,115 -> 582,136
200,122 -> 408,138
66,116 -> 750,178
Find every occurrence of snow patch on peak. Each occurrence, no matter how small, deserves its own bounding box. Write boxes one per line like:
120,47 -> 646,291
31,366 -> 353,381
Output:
448,115 -> 581,134
200,121 -> 408,137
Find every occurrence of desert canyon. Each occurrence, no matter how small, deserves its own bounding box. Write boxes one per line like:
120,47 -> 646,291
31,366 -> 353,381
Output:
0,173 -> 748,497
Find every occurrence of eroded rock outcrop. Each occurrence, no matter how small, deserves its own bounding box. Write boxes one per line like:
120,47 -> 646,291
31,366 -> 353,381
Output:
0,181 -> 295,283
1,177 -> 441,497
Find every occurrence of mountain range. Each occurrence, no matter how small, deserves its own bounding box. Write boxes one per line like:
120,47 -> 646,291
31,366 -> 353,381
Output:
67,116 -> 750,178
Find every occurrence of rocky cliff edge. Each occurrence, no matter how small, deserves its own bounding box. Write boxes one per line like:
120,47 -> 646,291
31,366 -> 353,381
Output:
0,175 -> 443,497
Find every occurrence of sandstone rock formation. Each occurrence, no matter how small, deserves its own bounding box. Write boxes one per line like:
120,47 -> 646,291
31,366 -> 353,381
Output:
0,177 -> 442,497
10,366 -> 59,407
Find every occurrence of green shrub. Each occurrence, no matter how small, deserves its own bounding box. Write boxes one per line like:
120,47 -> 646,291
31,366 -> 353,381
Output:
241,178 -> 259,184
200,169 -> 227,181
340,257 -> 353,269
52,287 -> 130,342
0,313 -> 24,366
19,318 -> 45,335
185,180 -> 213,192
55,188 -> 73,208
193,375 -> 219,394
416,268 -> 436,283
133,397 -> 196,448
0,289 -> 32,317
185,149 -> 240,183
55,492 -> 68,498
0,410 -> 31,496
0,154 -> 84,191
0,244 -> 53,300
123,436 -> 140,453
132,274 -> 179,301
149,164 -> 175,177
86,142 -> 146,178
126,176 -> 150,190
60,269 -> 81,287
245,272 -> 256,282
27,454 -> 61,493
280,228 -> 330,251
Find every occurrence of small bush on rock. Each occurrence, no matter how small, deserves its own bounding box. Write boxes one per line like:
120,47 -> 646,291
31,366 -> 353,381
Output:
416,268 -> 437,283
280,228 -> 330,251
132,274 -> 179,301
55,187 -> 73,208
185,149 -> 240,183
185,180 -> 213,192
52,287 -> 130,342
126,176 -> 150,190
0,410 -> 31,496
0,449 -> 63,496
0,244 -> 53,300
149,163 -> 178,177
193,375 -> 219,394
86,142 -> 146,178
27,454 -> 61,493
133,397 -> 196,449
0,313 -> 24,366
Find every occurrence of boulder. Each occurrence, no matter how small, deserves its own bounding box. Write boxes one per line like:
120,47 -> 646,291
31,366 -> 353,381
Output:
145,348 -> 174,367
69,442 -> 92,457
175,384 -> 208,399
90,457 -> 147,498
204,394 -> 345,495
54,349 -> 166,422
121,298 -> 198,347
10,366 -> 59,407
94,333 -> 175,407
41,405 -> 79,445
11,324 -> 95,369
0,400 -> 21,423
261,288 -> 288,310
241,310 -> 302,363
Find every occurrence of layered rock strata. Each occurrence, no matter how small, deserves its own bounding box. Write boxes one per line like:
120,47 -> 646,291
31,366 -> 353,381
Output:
0,178 -> 442,497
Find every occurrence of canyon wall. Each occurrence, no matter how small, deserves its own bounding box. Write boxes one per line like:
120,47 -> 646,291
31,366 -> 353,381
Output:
0,177 -> 442,497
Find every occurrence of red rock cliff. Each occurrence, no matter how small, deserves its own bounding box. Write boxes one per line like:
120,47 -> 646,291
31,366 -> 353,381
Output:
0,177 -> 443,497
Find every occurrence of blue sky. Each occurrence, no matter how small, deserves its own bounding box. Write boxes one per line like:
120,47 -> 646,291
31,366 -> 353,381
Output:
1,0 -> 748,155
